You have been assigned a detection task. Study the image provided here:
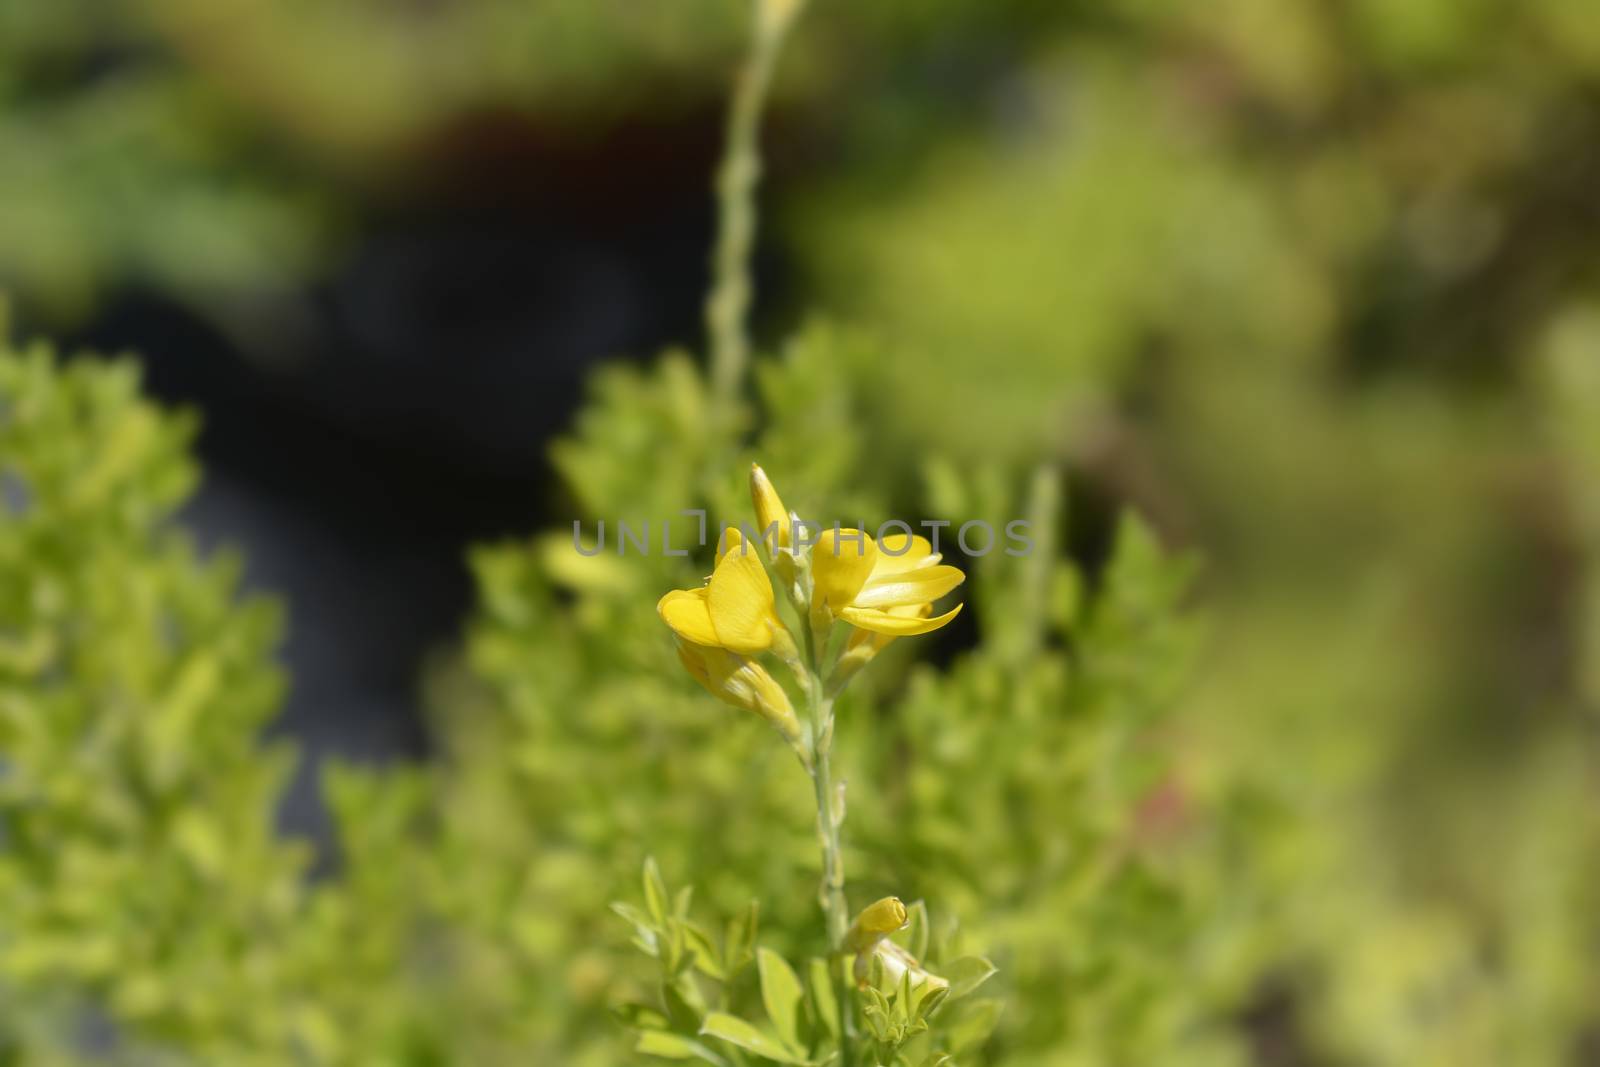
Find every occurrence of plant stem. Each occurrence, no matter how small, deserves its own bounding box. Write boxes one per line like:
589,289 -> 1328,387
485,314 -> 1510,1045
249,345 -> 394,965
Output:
705,0 -> 807,415
810,700 -> 845,938
804,634 -> 855,1064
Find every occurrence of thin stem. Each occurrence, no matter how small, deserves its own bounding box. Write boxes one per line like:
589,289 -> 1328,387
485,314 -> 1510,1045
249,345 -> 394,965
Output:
705,0 -> 807,415
810,708 -> 845,937
804,624 -> 855,1064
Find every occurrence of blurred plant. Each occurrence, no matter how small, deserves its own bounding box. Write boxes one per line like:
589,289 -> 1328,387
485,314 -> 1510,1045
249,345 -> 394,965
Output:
26,0 -> 1600,1062
0,0 -> 1077,336
794,1 -> 1600,1061
0,338 -> 317,1062
0,317 -> 1230,1063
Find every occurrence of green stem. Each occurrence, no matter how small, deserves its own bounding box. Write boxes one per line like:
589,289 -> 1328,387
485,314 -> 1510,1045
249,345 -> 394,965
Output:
804,628 -> 855,1064
705,0 -> 806,415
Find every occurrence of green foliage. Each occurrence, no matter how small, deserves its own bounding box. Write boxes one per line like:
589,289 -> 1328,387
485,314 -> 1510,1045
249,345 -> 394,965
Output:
613,861 -> 998,1067
4,0 -> 1600,1063
434,322 -> 1238,1065
0,342 -> 308,1061
0,318 -> 1236,1064
791,1 -> 1600,1062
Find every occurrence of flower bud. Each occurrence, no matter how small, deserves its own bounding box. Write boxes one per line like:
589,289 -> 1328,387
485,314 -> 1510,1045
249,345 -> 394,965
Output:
750,464 -> 791,552
845,896 -> 908,956
675,639 -> 801,747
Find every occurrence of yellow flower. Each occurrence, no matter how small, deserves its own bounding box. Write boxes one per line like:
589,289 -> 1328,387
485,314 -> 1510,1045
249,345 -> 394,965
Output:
658,527 -> 796,658
811,528 -> 964,636
843,896 -> 949,991
674,638 -> 801,744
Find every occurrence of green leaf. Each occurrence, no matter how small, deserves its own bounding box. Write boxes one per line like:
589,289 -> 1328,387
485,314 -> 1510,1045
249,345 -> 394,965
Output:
912,982 -> 948,1021
941,956 -> 997,999
644,857 -> 670,925
861,986 -> 893,1042
637,1030 -> 729,1065
757,948 -> 805,1049
613,1002 -> 670,1029
682,921 -> 726,981
663,977 -> 705,1033
612,901 -> 660,957
700,1013 -> 811,1064
946,999 -> 1002,1056
725,901 -> 759,975
809,957 -> 839,1038
901,900 -> 930,963
664,916 -> 689,975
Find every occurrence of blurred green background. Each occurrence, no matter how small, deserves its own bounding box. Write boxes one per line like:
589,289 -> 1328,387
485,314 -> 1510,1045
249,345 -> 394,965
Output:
1,0 -> 1599,1064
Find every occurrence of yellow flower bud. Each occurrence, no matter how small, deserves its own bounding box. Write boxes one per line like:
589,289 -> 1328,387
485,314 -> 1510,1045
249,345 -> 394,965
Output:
674,638 -> 802,746
845,896 -> 908,956
749,463 -> 791,552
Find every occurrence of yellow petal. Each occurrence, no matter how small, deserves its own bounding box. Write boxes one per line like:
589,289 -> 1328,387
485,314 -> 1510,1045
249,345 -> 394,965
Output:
658,588 -> 719,646
853,564 -> 966,609
690,647 -> 802,744
871,533 -> 938,575
813,528 -> 878,610
707,550 -> 778,654
839,602 -> 962,636
750,464 -> 791,550
846,602 -> 929,654
676,639 -> 715,690
715,526 -> 750,567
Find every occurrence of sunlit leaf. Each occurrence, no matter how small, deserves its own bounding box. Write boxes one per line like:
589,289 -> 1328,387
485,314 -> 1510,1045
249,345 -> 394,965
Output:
700,1012 -> 812,1064
758,947 -> 805,1049
637,1030 -> 729,1065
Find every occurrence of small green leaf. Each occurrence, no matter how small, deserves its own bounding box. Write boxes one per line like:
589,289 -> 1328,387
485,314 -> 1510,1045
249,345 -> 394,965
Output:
644,858 -> 670,925
700,1013 -> 811,1064
941,957 -> 997,999
867,953 -> 888,990
612,902 -> 659,957
861,988 -> 892,1041
912,982 -> 949,1021
682,921 -> 725,981
725,901 -> 759,975
809,957 -> 839,1038
663,977 -> 705,1033
637,1030 -> 729,1065
901,900 -> 930,963
613,1002 -> 670,1029
757,948 -> 804,1049
664,916 -> 689,975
